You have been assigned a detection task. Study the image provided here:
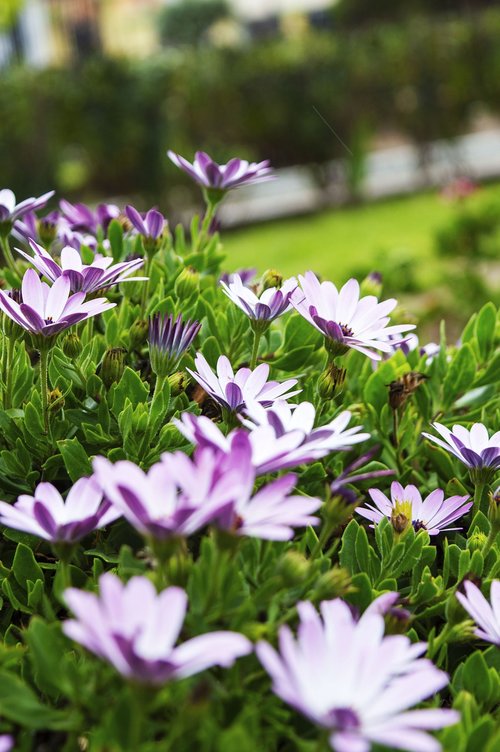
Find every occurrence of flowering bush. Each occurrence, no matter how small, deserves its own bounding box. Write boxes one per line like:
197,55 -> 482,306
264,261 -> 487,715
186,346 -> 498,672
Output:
0,152 -> 497,752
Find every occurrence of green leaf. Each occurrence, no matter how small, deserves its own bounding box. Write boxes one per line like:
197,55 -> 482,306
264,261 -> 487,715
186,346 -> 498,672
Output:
462,651 -> 492,705
339,519 -> 358,573
25,618 -> 73,698
474,302 -> 496,361
110,367 -> 150,416
442,343 -> 477,408
57,438 -> 92,482
12,543 -> 44,590
108,219 -> 124,262
273,345 -> 315,371
0,670 -> 79,729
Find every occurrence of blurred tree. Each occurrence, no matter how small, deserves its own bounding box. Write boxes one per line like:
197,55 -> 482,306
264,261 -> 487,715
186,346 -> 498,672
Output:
158,0 -> 230,47
331,0 -> 492,26
0,0 -> 24,30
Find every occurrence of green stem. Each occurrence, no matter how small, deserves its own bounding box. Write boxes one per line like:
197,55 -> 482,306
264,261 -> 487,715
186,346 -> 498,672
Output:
0,234 -> 19,280
473,481 -> 486,518
140,255 -> 150,315
193,200 -> 218,253
392,407 -> 399,449
249,329 -> 262,370
3,336 -> 15,409
39,346 -> 50,434
482,526 -> 498,559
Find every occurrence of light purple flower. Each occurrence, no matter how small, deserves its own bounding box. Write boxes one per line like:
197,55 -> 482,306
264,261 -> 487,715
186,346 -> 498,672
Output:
220,268 -> 257,287
456,580 -> 500,646
257,597 -> 459,752
125,205 -> 166,240
0,269 -> 115,339
215,471 -> 321,541
16,239 -> 145,294
0,478 -> 120,544
63,573 -> 251,684
220,274 -> 297,323
330,446 -> 396,503
0,736 -> 13,752
168,150 -> 273,193
175,405 -> 369,475
187,353 -> 300,413
291,272 -> 415,360
92,448 -> 249,540
149,312 -> 201,377
59,199 -> 119,234
0,189 -> 54,225
422,423 -> 500,477
356,481 -> 472,535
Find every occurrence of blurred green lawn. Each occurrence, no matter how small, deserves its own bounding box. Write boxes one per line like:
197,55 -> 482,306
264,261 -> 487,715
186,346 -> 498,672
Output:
223,183 -> 500,282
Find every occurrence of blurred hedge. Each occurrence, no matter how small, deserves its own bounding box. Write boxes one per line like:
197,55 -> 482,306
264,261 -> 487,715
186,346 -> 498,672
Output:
2,8 -> 500,206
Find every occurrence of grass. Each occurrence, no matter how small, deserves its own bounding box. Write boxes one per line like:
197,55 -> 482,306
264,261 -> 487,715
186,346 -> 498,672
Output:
222,183 -> 500,282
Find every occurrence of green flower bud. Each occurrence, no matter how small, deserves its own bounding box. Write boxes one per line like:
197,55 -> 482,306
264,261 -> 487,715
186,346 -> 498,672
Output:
391,510 -> 410,534
61,332 -> 82,359
360,272 -> 383,298
39,220 -> 57,246
467,530 -> 488,552
101,347 -> 126,389
260,268 -> 283,291
277,550 -> 311,587
175,266 -> 200,299
488,487 -> 500,533
168,371 -> 188,396
311,567 -> 352,601
48,387 -> 65,412
317,363 -> 346,400
128,319 -> 148,351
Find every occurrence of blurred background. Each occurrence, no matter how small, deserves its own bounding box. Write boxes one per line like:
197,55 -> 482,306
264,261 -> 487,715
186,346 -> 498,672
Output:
1,0 -> 500,333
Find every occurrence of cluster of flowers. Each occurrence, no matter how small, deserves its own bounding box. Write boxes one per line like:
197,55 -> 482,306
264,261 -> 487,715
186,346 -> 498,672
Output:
0,150 -> 498,752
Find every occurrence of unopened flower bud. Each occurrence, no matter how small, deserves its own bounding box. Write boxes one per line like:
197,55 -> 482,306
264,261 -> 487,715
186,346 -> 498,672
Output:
360,271 -> 383,298
48,387 -> 65,412
488,487 -> 500,533
467,530 -> 488,552
260,269 -> 283,291
391,511 -> 409,534
175,266 -> 199,299
277,551 -> 310,587
129,319 -> 148,351
131,404 -> 149,435
317,363 -> 346,400
101,347 -> 126,389
311,567 -> 352,601
384,606 -> 411,635
168,371 -> 188,396
39,220 -> 57,245
62,332 -> 82,359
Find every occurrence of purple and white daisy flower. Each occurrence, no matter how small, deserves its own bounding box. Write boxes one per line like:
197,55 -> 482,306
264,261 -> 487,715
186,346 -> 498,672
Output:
168,150 -> 273,195
187,353 -> 300,413
422,422 -> 500,481
16,240 -> 145,294
175,406 -> 366,475
220,273 -> 297,325
125,205 -> 166,240
291,272 -> 415,360
456,580 -> 500,646
63,573 -> 251,685
356,481 -> 472,535
0,478 -> 120,544
0,189 -> 54,226
92,447 -> 250,540
59,199 -> 119,234
0,269 -> 115,341
148,312 -> 201,377
256,597 -> 459,752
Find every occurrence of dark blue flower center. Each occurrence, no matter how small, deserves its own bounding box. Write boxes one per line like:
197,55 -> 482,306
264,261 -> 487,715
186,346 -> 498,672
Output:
412,520 -> 427,532
339,323 -> 354,338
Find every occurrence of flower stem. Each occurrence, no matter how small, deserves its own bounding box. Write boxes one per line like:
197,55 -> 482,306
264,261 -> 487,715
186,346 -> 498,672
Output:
250,330 -> 262,370
472,481 -> 486,518
482,526 -> 499,559
193,200 -> 218,253
140,254 -> 150,315
3,336 -> 15,409
39,346 -> 50,434
0,234 -> 19,280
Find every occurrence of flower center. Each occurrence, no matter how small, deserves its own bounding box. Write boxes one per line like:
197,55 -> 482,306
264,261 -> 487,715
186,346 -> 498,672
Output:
412,520 -> 427,532
45,317 -> 54,323
339,323 -> 353,338
327,707 -> 360,731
